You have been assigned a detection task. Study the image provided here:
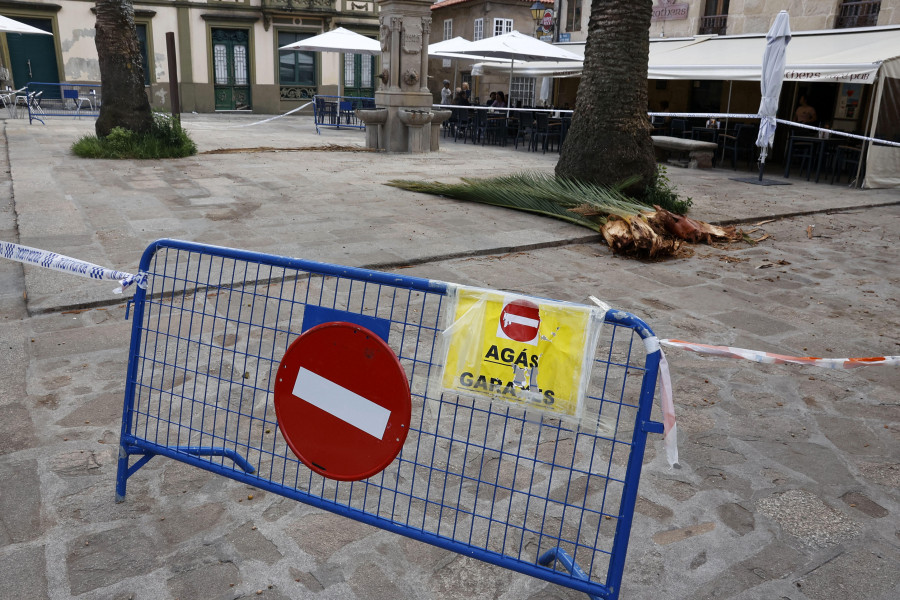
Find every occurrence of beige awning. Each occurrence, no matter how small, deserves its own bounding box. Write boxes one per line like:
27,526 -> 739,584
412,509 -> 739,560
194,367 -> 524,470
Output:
648,25 -> 900,83
470,26 -> 900,84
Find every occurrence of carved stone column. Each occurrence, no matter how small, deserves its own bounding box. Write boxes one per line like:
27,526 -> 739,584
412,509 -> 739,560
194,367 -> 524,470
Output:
419,16 -> 431,94
373,0 -> 436,152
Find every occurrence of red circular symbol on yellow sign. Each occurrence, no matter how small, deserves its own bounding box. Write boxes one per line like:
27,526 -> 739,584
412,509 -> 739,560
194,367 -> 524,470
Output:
499,299 -> 541,343
273,322 -> 411,481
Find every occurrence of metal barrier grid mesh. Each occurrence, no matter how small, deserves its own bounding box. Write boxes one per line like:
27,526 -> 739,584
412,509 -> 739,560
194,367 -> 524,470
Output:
26,82 -> 100,120
120,242 -> 654,598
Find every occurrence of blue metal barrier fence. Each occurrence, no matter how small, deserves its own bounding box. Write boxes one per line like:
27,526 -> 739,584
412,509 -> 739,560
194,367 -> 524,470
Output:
313,94 -> 374,134
25,82 -> 100,124
116,239 -> 664,600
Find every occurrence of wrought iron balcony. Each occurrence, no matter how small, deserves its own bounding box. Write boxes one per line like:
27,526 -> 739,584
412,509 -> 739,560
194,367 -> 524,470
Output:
698,14 -> 727,36
835,1 -> 881,28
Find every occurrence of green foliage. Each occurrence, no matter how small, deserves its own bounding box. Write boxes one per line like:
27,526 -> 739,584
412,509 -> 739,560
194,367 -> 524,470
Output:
71,113 -> 197,159
639,165 -> 692,215
387,172 -> 651,233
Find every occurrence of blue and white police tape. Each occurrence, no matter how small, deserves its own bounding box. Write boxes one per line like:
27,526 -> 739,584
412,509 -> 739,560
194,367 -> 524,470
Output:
1,241 -> 147,294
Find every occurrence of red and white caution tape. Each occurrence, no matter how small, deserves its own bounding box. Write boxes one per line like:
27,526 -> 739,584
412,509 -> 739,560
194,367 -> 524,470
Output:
641,334 -> 679,468
660,339 -> 899,369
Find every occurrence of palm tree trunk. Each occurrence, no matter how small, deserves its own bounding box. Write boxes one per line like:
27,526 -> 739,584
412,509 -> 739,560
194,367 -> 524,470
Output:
94,0 -> 153,137
556,0 -> 656,196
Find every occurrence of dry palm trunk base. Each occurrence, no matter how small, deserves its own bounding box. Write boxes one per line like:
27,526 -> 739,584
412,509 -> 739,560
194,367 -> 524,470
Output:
600,209 -> 742,259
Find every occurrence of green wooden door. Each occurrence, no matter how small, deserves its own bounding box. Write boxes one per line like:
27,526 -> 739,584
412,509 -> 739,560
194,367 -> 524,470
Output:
343,53 -> 375,98
212,29 -> 251,110
6,17 -> 58,90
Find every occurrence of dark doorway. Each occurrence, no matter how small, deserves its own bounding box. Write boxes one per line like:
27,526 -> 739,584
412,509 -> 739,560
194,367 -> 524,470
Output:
6,17 -> 59,91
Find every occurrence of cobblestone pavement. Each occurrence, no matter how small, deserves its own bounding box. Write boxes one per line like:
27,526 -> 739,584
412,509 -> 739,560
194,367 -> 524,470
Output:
0,114 -> 898,600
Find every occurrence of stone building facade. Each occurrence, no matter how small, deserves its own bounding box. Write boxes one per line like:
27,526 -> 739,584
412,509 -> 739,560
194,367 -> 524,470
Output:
0,0 -> 382,113
428,0 -> 555,106
646,0 -> 900,39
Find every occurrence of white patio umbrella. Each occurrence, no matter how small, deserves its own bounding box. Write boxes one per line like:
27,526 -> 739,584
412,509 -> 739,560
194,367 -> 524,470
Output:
279,27 -> 380,97
0,15 -> 52,35
435,31 -> 581,112
755,11 -> 791,181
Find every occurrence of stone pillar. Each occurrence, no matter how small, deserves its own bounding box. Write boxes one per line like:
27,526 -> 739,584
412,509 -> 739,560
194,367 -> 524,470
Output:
374,0 -> 437,152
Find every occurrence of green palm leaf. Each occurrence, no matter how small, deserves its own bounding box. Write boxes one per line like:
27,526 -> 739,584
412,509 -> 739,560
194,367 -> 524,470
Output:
386,173 -> 651,232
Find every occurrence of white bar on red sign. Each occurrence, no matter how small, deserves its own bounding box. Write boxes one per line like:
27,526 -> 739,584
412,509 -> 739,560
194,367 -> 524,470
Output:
503,314 -> 540,328
292,367 -> 391,440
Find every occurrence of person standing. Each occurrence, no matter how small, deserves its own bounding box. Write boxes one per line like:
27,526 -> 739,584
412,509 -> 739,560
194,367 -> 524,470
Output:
441,80 -> 453,105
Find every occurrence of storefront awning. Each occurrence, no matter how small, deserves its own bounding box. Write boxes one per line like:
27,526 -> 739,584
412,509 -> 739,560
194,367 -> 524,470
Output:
470,26 -> 900,84
648,25 -> 900,83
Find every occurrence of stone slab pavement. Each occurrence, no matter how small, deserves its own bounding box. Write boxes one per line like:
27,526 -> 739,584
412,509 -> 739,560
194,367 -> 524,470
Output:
0,113 -> 898,600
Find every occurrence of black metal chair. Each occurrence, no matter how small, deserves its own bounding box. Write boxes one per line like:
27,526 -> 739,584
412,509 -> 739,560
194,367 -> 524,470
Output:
720,124 -> 758,170
511,112 -> 535,149
783,130 -> 815,179
670,118 -> 688,138
830,145 -> 862,184
483,114 -> 507,146
454,109 -> 475,143
531,112 -> 562,153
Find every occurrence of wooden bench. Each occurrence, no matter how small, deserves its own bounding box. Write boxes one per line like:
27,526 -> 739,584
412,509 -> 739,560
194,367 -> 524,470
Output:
651,135 -> 718,169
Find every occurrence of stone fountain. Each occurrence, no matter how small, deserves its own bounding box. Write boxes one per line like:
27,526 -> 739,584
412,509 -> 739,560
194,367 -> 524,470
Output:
355,0 -> 450,153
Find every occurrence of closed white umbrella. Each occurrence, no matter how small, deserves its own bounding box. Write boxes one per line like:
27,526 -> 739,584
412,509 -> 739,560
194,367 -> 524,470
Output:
0,15 -> 52,35
756,11 -> 791,181
279,27 -> 380,98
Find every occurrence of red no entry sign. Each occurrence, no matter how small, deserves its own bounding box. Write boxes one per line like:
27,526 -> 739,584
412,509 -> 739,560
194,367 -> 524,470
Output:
498,299 -> 541,345
273,322 -> 411,481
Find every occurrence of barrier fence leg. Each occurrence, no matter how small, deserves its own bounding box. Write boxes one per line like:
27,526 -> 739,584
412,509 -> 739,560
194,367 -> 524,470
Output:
538,548 -> 604,600
116,447 -> 154,502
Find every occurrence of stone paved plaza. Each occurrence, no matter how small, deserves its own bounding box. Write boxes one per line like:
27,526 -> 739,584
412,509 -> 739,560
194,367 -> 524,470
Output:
0,113 -> 898,600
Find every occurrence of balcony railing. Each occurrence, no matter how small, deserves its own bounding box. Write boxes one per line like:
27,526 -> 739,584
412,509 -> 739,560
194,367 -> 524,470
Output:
836,1 -> 881,28
698,14 -> 727,36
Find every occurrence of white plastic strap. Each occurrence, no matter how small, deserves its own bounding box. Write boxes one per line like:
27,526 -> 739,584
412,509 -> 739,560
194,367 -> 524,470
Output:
181,102 -> 313,130
657,348 -> 679,468
0,241 -> 147,293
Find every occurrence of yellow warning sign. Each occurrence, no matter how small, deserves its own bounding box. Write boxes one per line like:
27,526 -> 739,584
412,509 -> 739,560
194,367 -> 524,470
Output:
441,287 -> 603,420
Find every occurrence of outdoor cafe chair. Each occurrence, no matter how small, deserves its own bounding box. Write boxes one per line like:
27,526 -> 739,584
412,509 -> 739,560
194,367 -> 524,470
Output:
720,123 -> 758,170
0,88 -> 19,118
783,129 -> 815,179
531,112 -> 561,153
512,111 -> 535,149
670,118 -> 688,138
483,113 -> 507,146
339,100 -> 356,124
14,88 -> 31,118
453,109 -> 473,143
830,145 -> 862,185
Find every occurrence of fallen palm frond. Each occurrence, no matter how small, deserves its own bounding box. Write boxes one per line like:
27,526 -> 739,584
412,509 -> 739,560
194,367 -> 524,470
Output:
387,173 -> 743,258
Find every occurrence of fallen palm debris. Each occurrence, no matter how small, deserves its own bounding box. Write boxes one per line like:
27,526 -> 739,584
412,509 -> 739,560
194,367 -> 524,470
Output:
388,173 -> 744,258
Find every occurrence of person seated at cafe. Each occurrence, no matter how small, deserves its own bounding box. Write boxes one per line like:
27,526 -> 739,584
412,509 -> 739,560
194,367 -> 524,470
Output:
461,82 -> 471,102
453,89 -> 470,106
794,96 -> 817,125
492,91 -> 507,108
485,91 -> 496,106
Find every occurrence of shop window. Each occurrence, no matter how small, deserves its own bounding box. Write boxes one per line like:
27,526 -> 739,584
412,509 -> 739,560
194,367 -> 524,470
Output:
278,31 -> 316,86
836,1 -> 880,28
699,0 -> 729,35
